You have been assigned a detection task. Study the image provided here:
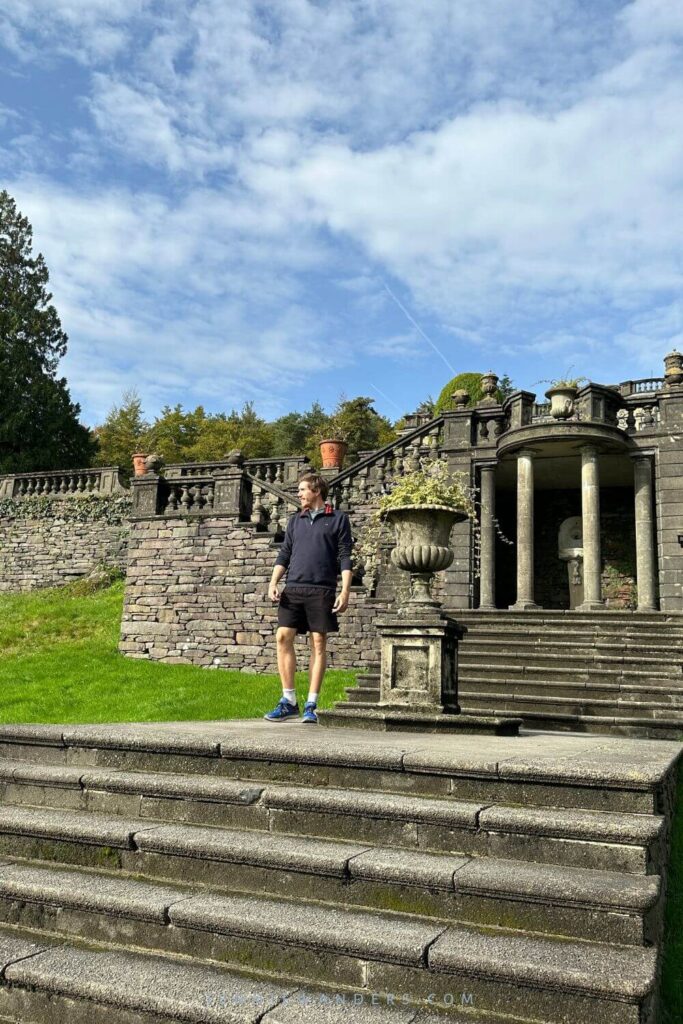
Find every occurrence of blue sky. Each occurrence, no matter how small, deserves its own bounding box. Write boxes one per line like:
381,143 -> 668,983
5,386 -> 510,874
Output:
1,0 -> 682,427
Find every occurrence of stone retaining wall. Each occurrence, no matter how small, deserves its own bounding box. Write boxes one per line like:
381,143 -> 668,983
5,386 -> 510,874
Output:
0,517 -> 129,592
120,515 -> 382,672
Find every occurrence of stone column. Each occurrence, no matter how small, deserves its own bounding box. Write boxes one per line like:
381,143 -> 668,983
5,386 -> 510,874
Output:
479,463 -> 496,609
579,445 -> 604,610
512,448 -> 538,609
632,454 -> 657,611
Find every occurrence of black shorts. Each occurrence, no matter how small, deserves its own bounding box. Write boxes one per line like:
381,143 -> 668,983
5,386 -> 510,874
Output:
277,586 -> 339,635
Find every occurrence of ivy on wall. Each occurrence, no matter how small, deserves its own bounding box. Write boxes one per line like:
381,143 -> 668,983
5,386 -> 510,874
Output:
0,494 -> 132,525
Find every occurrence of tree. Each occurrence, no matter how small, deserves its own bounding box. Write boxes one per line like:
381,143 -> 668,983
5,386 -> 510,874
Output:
144,404 -> 206,464
93,390 -> 149,470
434,372 -> 514,413
0,189 -> 95,472
270,401 -> 330,458
188,403 -> 273,461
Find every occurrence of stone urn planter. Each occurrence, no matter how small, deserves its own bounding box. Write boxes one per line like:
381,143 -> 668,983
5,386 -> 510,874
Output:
384,504 -> 468,606
545,385 -> 578,420
319,439 -> 347,470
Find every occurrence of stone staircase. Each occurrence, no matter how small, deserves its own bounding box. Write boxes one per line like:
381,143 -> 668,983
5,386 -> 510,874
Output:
343,612 -> 683,740
0,721 -> 679,1023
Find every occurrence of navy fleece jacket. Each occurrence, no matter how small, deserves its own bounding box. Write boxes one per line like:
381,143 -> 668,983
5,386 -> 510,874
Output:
275,506 -> 353,589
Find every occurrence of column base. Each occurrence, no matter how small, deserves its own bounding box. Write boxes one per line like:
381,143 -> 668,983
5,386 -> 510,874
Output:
478,603 -> 497,611
509,601 -> 540,611
576,601 -> 605,611
635,605 -> 657,613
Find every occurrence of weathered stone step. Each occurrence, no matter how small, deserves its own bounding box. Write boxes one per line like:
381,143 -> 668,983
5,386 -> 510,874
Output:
0,837 -> 661,946
459,643 -> 683,669
0,928 -> 458,1024
458,661 -> 677,683
0,723 -> 677,817
0,901 -> 659,1024
458,690 -> 683,723
458,677 -> 683,700
457,700 -> 683,740
0,791 -> 665,876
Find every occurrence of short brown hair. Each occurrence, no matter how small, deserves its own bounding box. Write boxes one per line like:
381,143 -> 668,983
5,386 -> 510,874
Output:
299,472 -> 328,501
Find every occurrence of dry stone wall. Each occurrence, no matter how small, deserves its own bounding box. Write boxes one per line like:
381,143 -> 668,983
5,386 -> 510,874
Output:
120,514 -> 383,672
0,517 -> 128,592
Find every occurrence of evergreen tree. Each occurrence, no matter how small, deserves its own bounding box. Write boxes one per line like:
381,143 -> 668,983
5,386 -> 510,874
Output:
0,189 -> 95,472
92,390 -> 148,470
188,402 -> 273,461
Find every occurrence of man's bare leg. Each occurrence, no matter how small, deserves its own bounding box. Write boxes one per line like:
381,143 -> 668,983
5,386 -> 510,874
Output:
308,632 -> 327,696
276,626 -> 298,691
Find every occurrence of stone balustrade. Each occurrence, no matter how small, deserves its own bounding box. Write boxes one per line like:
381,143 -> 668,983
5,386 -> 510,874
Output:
327,419 -> 444,509
165,455 -> 309,491
163,477 -> 216,513
0,467 -> 127,501
618,377 -> 665,396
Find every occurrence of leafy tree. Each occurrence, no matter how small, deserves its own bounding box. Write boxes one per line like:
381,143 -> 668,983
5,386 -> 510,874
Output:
92,390 -> 149,470
144,404 -> 206,464
434,372 -> 514,413
189,402 -> 273,461
0,189 -> 95,472
270,401 -> 329,458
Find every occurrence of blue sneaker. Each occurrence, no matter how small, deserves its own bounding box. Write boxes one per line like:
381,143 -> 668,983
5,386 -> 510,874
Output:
264,697 -> 299,722
301,701 -> 318,724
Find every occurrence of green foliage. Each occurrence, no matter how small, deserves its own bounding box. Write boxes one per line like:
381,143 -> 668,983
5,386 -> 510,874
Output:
0,189 -> 96,473
93,389 -> 149,470
270,402 -> 329,459
187,402 -> 273,461
378,458 -> 474,514
145,403 -> 206,464
0,580 -> 355,723
0,493 -> 132,525
355,459 -> 476,590
434,372 -> 485,413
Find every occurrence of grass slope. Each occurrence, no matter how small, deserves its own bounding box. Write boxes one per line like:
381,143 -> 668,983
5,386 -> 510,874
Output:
0,580 -> 355,724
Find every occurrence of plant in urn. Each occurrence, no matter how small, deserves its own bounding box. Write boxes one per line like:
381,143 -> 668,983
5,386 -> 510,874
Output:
379,460 -> 472,610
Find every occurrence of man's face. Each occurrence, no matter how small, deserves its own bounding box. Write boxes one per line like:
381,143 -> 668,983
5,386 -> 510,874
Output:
298,480 -> 322,509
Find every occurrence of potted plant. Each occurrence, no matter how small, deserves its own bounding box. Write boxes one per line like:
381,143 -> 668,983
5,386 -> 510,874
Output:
315,421 -> 349,470
357,459 -> 475,606
536,373 -> 587,420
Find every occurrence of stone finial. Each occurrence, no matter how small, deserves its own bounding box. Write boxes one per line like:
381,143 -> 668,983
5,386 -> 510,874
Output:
451,389 -> 469,409
225,449 -> 245,467
480,371 -> 499,404
664,349 -> 683,386
144,453 -> 164,475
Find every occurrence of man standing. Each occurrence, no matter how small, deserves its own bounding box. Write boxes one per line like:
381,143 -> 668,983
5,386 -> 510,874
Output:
264,472 -> 353,724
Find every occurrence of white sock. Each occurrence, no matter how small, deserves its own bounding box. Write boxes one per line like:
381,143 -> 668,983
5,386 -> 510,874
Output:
283,689 -> 297,706
306,692 -> 318,706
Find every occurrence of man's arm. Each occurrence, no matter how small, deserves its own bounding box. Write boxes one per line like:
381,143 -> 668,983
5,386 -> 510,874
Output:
270,516 -> 293,602
332,513 -> 353,613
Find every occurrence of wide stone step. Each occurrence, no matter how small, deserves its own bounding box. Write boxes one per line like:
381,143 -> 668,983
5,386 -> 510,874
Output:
458,661 -> 677,683
457,700 -> 683,740
458,690 -> 683,723
458,644 -> 683,671
0,791 -> 665,876
0,837 -> 661,946
0,905 -> 659,1024
0,929 -> 466,1024
1,723 -> 677,816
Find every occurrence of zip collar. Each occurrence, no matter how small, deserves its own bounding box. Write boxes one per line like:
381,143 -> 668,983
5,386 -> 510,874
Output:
300,503 -> 334,518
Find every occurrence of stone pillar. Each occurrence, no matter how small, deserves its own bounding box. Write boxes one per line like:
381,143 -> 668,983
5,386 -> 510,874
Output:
479,463 -> 496,609
512,448 -> 538,609
578,445 -> 604,610
632,454 -> 657,611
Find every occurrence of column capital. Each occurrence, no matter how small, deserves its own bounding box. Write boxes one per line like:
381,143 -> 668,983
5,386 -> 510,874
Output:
477,460 -> 498,472
579,444 -> 600,457
629,449 -> 655,463
516,447 -> 538,460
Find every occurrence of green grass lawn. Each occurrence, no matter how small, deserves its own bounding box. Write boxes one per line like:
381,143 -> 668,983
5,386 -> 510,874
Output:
0,579 -> 356,724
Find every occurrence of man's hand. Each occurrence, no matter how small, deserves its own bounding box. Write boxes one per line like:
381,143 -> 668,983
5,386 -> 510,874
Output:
332,589 -> 350,614
269,581 -> 281,603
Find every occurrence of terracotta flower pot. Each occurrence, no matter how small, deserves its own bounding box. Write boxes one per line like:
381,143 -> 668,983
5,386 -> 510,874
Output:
319,439 -> 347,470
132,453 -> 148,477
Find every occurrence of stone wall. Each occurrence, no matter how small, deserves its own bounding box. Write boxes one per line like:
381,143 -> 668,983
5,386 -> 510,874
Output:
0,517 -> 129,592
120,515 -> 383,672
